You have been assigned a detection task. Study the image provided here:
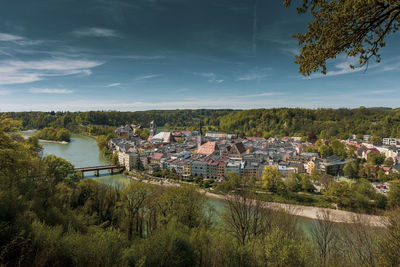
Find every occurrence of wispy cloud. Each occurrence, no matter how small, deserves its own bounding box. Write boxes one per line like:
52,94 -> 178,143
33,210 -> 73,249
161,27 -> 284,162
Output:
0,97 -> 286,111
7,59 -> 102,71
237,68 -> 271,81
381,61 -> 400,72
232,91 -> 285,98
280,47 -> 299,56
105,83 -> 121,87
2,91 -> 400,112
306,57 -> 364,79
0,32 -> 41,47
0,90 -> 11,96
134,74 -> 161,81
365,89 -> 394,94
194,72 -> 224,84
29,88 -> 74,94
248,92 -> 285,97
0,58 -> 103,85
73,27 -> 120,38
0,33 -> 23,41
115,55 -> 165,60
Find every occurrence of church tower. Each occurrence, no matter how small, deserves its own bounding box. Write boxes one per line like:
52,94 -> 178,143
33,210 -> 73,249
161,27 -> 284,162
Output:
197,120 -> 203,149
150,120 -> 157,137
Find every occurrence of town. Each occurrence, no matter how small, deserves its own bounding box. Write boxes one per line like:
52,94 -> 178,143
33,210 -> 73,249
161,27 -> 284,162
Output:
110,121 -> 400,194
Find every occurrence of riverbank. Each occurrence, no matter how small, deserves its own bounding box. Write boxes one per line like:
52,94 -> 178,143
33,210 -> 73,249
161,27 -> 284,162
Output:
38,139 -> 69,144
126,175 -> 385,227
21,134 -> 68,144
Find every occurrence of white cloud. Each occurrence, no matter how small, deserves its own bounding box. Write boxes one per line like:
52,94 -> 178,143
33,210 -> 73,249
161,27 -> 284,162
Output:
382,61 -> 400,72
248,92 -> 285,97
0,33 -> 23,41
134,74 -> 161,81
0,90 -> 11,96
280,47 -> 299,56
73,27 -> 120,38
237,68 -> 271,81
0,58 -> 103,85
0,98 -> 282,111
2,92 -> 400,112
194,72 -> 224,84
365,89 -> 394,94
110,55 -> 165,60
105,83 -> 121,87
229,91 -> 285,99
306,57 -> 364,79
7,59 -> 102,71
29,88 -> 74,94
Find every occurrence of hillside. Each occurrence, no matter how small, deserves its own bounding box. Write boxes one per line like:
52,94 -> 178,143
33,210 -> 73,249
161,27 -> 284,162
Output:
4,107 -> 400,138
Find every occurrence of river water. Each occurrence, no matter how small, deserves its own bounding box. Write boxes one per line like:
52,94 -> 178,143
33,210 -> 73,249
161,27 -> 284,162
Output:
23,132 -> 131,187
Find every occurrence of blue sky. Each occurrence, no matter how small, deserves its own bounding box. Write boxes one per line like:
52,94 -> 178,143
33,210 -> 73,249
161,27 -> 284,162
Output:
0,0 -> 400,111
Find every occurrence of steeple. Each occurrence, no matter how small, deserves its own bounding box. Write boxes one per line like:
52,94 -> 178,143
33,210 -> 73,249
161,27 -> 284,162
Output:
197,120 -> 203,150
150,120 -> 157,137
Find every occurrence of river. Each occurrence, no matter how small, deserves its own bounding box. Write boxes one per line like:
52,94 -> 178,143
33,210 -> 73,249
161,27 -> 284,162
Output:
22,132 -> 131,187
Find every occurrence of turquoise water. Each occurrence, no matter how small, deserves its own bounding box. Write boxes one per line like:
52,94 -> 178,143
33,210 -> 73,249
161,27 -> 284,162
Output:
22,132 -> 130,187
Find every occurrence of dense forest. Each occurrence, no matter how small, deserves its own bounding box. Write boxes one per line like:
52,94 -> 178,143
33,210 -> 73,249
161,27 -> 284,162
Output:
4,107 -> 400,138
4,110 -> 233,132
213,107 -> 400,138
2,114 -> 400,267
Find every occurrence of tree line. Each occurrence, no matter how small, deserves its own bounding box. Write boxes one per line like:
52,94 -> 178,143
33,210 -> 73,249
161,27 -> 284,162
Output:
4,107 -> 400,139
214,107 -> 400,139
3,109 -> 233,132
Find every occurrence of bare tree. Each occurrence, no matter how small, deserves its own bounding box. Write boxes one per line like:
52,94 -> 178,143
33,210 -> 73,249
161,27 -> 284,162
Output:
378,208 -> 400,266
310,209 -> 340,267
121,183 -> 151,240
341,214 -> 381,267
319,174 -> 334,190
223,190 -> 271,246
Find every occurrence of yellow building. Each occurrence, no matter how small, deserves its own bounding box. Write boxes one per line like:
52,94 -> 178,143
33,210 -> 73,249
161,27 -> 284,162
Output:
183,161 -> 191,177
307,160 -> 317,174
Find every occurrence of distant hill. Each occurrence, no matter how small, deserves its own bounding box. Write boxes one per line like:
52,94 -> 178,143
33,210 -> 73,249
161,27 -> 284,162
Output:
4,107 -> 400,138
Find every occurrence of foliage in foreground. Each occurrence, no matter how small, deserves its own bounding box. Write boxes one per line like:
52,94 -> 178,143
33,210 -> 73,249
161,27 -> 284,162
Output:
2,114 -> 400,266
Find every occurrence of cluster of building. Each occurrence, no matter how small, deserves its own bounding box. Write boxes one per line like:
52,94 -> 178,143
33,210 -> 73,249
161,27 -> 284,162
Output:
347,135 -> 400,175
108,122 -> 400,181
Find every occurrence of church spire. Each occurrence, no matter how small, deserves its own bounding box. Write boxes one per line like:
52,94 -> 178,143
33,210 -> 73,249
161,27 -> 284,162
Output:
150,120 -> 157,137
197,120 -> 202,150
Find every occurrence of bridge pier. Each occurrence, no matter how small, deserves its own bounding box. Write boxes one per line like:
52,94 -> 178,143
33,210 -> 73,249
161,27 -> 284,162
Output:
109,169 -> 114,175
81,171 -> 84,178
95,170 -> 99,177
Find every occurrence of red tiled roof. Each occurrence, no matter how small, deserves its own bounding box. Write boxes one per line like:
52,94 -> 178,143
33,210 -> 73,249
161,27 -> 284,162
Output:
366,148 -> 380,155
198,141 -> 219,155
380,166 -> 391,171
152,153 -> 163,160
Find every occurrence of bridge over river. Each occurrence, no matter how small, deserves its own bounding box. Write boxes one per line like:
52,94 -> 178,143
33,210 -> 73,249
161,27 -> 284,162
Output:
75,165 -> 125,177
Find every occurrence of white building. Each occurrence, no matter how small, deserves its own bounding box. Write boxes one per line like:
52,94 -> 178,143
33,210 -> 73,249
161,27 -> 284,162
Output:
383,138 -> 400,147
118,152 -> 139,171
